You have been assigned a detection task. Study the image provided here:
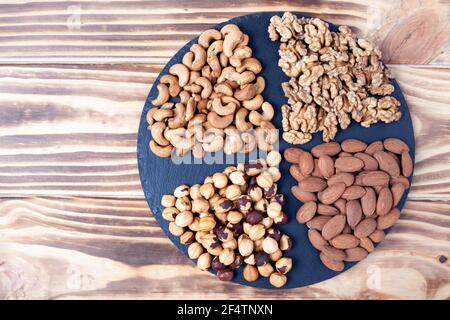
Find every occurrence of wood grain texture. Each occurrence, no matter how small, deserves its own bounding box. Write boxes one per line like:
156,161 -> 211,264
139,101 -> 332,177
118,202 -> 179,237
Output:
0,0 -> 448,64
0,0 -> 449,300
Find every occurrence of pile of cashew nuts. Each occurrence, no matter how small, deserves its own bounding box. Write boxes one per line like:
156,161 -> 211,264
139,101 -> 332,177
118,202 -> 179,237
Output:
147,24 -> 277,158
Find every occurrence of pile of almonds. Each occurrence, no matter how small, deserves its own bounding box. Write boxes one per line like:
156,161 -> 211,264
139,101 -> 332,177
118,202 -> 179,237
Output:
161,151 -> 293,287
285,138 -> 412,271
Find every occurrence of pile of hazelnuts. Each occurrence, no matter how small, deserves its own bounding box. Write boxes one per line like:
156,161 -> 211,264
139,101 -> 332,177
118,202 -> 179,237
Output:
161,151 -> 292,287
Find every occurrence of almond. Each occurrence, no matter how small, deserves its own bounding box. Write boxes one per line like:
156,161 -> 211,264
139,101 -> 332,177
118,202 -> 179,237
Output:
311,142 -> 341,157
291,185 -> 317,202
346,199 -> 362,229
391,183 -> 405,206
308,229 -> 328,251
320,252 -> 344,272
341,139 -> 367,153
321,245 -> 346,261
390,175 -> 410,189
322,215 -> 346,240
317,204 -> 339,216
330,234 -> 360,249
359,237 -> 375,252
369,229 -> 385,243
384,138 -> 409,154
335,156 -> 364,172
327,173 -> 355,187
299,151 -> 314,175
342,223 -> 352,234
355,152 -> 378,171
354,174 -> 364,186
361,187 -> 376,216
298,176 -> 327,192
344,247 -> 368,262
318,155 -> 335,179
341,186 -> 366,200
307,215 -> 332,231
377,208 -> 400,229
374,151 -> 400,177
334,198 -> 347,214
339,152 -> 353,157
284,147 -> 304,163
354,218 -> 377,238
365,140 -> 383,155
318,182 -> 346,205
401,151 -> 413,177
376,187 -> 393,216
311,159 -> 324,178
289,165 -> 305,182
361,170 -> 390,186
296,201 -> 317,223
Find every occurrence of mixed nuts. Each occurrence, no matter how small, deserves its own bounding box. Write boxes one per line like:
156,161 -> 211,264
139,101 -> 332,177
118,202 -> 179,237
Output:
161,152 -> 293,287
286,138 -> 412,271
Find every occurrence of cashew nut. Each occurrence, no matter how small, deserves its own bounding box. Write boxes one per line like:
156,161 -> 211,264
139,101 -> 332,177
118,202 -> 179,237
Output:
240,132 -> 256,153
236,57 -> 262,74
206,40 -> 223,78
151,83 -> 170,106
201,65 -> 213,82
150,121 -> 170,146
223,29 -> 244,57
160,102 -> 174,110
184,83 -> 202,94
255,121 -> 278,151
217,66 -> 236,83
153,109 -> 174,122
223,127 -> 243,154
212,97 -> 237,116
150,140 -> 173,158
192,143 -> 205,159
146,108 -> 157,126
207,111 -> 234,129
202,128 -> 224,152
234,108 -> 252,131
221,95 -> 240,106
220,53 -> 229,67
229,46 -> 252,67
249,102 -> 274,126
188,114 -> 206,127
189,70 -> 201,84
227,70 -> 255,85
194,77 -> 213,99
179,90 -> 190,105
235,84 -> 257,102
160,74 -> 181,97
169,63 -> 190,87
168,103 -> 187,129
185,97 -> 196,122
242,94 -> 264,110
196,99 -> 208,114
240,34 -> 249,46
198,29 -> 222,49
214,83 -> 233,96
220,24 -> 241,36
254,76 -> 266,94
183,44 -> 207,71
165,127 -> 195,150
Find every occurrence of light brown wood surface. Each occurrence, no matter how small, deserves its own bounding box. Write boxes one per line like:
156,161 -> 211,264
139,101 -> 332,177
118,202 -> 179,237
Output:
0,0 -> 449,300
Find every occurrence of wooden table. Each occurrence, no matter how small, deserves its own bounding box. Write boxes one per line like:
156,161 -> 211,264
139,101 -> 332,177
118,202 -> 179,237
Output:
0,0 -> 449,300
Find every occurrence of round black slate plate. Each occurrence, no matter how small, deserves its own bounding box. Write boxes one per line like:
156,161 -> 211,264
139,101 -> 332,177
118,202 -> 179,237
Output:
137,12 -> 415,289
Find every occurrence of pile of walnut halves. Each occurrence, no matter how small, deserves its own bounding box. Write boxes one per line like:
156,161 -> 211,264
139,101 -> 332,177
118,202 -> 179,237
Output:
268,12 -> 402,144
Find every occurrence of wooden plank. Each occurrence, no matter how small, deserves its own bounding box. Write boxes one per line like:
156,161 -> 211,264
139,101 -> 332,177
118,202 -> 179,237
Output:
0,0 -> 448,65
0,196 -> 448,299
0,64 -> 448,199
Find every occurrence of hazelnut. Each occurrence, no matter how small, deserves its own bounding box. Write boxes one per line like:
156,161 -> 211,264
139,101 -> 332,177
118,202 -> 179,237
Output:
267,228 -> 281,241
200,183 -> 215,199
201,233 -> 220,251
175,211 -> 194,227
271,194 -> 285,206
217,268 -> 234,281
254,198 -> 269,212
204,176 -> 213,184
211,256 -> 225,271
229,170 -> 246,186
188,217 -> 201,232
214,198 -> 233,214
244,254 -> 256,265
263,184 -> 277,198
207,246 -> 223,256
162,207 -> 179,222
180,231 -> 195,245
191,198 -> 209,213
174,184 -> 190,198
246,210 -> 263,225
225,184 -> 242,200
269,272 -> 287,288
189,184 -> 202,200
222,238 -> 237,250
219,248 -> 235,266
218,186 -> 227,198
247,185 -> 263,202
266,151 -> 282,167
274,212 -> 288,224
213,225 -> 233,242
195,230 -> 207,243
256,172 -> 273,189
161,194 -> 176,207
227,210 -> 243,224
228,222 -> 243,236
230,254 -> 243,269
261,217 -> 274,229
257,262 -> 274,277
267,202 -> 282,218
214,211 -> 228,224
236,163 -> 245,172
279,234 -> 292,251
270,249 -> 283,262
243,264 -> 259,282
254,252 -> 270,266
243,222 -> 252,235
262,236 -> 279,254
212,172 -> 228,189
209,194 -> 221,207
275,257 -> 292,274
188,242 -> 203,259
248,224 -> 265,241
198,216 -> 216,232
223,166 -> 237,175
238,237 -> 254,257
244,162 -> 263,176
253,238 -> 263,252
168,221 -> 184,236
234,195 -> 252,213
266,166 -> 281,182
197,252 -> 212,270
175,196 -> 191,211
